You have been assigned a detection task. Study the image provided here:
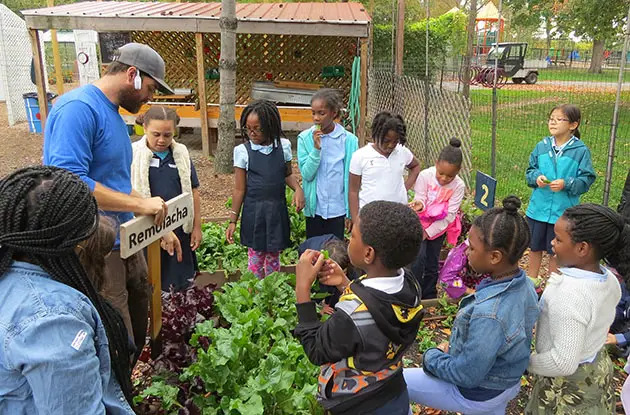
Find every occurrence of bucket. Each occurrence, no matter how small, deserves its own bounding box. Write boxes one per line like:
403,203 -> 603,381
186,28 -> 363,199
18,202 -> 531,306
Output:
134,124 -> 144,136
23,93 -> 54,133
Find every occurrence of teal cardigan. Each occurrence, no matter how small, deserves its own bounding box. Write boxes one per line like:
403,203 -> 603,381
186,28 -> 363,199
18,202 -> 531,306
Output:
525,136 -> 596,224
297,125 -> 359,218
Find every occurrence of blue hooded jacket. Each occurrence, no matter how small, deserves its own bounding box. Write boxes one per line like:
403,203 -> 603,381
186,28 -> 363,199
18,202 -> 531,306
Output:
525,136 -> 596,224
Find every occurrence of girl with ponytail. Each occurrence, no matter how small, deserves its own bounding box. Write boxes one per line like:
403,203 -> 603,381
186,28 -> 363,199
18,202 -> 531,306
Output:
526,203 -> 628,414
0,166 -> 134,413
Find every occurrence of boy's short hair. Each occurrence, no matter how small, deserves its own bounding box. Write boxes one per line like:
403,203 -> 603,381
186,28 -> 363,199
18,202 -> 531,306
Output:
359,201 -> 423,269
322,239 -> 350,271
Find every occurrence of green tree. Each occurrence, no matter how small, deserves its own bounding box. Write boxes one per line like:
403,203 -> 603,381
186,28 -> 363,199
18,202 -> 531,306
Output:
556,0 -> 628,73
504,0 -> 560,53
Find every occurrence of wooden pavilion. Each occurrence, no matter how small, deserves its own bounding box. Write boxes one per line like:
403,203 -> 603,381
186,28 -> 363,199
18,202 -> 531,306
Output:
22,1 -> 372,155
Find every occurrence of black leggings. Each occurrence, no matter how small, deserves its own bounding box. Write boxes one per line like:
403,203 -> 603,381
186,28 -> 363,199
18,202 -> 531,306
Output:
410,234 -> 446,299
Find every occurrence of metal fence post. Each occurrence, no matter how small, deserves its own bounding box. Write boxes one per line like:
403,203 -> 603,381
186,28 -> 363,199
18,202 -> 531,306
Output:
603,4 -> 630,206
490,0 -> 503,178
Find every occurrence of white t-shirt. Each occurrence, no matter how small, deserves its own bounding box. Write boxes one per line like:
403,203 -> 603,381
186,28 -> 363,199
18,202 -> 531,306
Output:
349,143 -> 414,208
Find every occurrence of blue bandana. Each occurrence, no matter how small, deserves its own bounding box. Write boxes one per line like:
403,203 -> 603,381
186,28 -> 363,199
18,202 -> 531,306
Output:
153,150 -> 169,160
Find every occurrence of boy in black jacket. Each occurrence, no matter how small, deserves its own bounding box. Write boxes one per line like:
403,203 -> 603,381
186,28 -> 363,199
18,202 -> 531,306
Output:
295,201 -> 424,415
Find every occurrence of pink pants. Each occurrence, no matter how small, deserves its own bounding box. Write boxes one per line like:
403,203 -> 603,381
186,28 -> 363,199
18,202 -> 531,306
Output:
247,248 -> 280,279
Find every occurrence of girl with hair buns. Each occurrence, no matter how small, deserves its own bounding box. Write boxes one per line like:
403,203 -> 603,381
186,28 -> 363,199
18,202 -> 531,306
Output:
526,203 -> 628,414
409,138 -> 466,298
0,166 -> 135,413
405,196 -> 539,415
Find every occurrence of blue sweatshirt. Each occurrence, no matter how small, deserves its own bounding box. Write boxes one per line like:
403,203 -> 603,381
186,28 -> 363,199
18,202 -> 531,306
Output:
525,136 -> 595,224
43,85 -> 133,246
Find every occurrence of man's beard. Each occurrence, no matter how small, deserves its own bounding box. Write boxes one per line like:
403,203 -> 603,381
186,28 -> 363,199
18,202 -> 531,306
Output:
118,87 -> 145,114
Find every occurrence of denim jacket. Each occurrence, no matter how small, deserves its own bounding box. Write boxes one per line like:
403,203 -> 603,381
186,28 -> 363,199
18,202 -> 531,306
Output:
0,261 -> 134,414
423,270 -> 539,390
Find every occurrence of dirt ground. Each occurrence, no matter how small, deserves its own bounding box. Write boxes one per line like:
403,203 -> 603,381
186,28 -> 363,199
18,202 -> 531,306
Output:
0,101 -> 234,219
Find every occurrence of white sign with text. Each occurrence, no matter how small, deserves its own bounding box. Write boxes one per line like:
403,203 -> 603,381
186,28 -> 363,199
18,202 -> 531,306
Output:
120,192 -> 192,259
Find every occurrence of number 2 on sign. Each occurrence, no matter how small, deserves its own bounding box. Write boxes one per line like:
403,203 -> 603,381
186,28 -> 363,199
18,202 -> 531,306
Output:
480,184 -> 489,207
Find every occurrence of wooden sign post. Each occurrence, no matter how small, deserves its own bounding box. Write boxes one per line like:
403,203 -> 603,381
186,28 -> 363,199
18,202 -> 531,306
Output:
119,193 -> 193,354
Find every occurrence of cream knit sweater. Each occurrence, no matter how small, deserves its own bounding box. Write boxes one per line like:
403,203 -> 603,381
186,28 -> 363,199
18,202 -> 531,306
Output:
528,266 -> 621,377
131,136 -> 194,233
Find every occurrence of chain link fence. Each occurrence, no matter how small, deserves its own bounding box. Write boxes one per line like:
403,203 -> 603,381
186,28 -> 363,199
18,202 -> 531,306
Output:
370,55 -> 629,207
368,69 -> 472,187
0,4 -> 37,125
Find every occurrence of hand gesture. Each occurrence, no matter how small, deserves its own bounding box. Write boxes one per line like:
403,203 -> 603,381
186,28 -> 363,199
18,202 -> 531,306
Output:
160,231 -> 182,262
225,222 -> 236,244
293,188 -> 306,213
605,333 -> 618,345
296,249 -> 326,289
536,175 -> 549,188
318,259 -> 350,292
409,200 -> 424,212
190,226 -> 202,251
345,218 -> 353,234
549,179 -> 565,192
313,128 -> 323,150
142,196 -> 168,225
437,341 -> 449,353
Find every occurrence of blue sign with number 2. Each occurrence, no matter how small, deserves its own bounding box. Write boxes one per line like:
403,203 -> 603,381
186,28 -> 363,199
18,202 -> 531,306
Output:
475,171 -> 497,211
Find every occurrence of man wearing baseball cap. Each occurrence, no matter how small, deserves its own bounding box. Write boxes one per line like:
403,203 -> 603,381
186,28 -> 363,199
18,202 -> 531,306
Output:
43,43 -> 179,359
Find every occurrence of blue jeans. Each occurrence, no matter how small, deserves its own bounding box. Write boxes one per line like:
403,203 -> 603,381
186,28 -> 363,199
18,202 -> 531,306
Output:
370,388 -> 411,415
403,368 -> 520,415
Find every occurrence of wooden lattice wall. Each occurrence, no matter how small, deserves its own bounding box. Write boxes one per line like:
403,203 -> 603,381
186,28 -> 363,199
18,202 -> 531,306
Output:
131,31 -> 357,105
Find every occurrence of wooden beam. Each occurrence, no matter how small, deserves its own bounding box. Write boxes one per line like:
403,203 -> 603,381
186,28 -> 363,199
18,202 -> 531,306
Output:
47,0 -> 64,95
394,0 -> 405,76
195,32 -> 210,157
29,29 -> 49,130
147,240 -> 162,357
358,37 -> 369,146
24,15 -> 369,38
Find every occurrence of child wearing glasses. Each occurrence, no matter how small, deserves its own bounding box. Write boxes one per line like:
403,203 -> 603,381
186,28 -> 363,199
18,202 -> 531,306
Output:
525,104 -> 595,278
226,100 -> 305,279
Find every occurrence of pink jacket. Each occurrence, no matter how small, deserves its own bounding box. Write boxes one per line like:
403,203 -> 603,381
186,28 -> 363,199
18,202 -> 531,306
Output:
413,167 -> 466,243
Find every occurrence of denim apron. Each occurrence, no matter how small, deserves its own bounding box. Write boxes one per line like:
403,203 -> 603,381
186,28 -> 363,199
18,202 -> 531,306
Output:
239,141 -> 290,252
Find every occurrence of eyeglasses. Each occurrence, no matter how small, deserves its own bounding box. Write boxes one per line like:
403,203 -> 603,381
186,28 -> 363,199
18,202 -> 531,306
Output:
548,118 -> 569,124
246,126 -> 262,135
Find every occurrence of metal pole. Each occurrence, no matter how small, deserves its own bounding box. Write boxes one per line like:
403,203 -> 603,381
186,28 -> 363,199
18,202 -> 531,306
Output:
395,0 -> 405,75
490,0 -> 502,178
603,4 -> 630,206
423,0 -> 430,166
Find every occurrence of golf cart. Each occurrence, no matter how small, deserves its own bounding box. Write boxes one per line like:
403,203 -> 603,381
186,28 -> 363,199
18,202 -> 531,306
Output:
486,42 -> 539,84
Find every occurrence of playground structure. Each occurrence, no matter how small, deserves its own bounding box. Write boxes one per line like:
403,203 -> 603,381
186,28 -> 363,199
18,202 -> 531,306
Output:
22,1 -> 371,155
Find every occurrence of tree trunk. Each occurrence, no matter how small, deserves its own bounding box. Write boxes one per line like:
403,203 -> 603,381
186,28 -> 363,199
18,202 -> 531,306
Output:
215,0 -> 237,174
544,16 -> 552,55
461,0 -> 477,99
589,39 -> 605,73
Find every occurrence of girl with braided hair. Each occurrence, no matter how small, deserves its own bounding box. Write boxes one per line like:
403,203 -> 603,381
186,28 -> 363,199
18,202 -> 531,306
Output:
226,100 -> 305,279
526,203 -> 628,414
404,196 -> 539,414
0,166 -> 134,413
348,112 -> 420,222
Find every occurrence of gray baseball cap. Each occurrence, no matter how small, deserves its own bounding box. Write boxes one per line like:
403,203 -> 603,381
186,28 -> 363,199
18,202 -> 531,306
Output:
113,43 -> 173,94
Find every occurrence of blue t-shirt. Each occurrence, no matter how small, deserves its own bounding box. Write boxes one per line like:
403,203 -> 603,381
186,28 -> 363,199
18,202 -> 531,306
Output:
43,85 -> 133,246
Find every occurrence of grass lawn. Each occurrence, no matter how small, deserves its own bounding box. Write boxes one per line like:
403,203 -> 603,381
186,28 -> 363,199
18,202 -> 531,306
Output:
469,88 -> 630,207
538,67 -> 629,83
